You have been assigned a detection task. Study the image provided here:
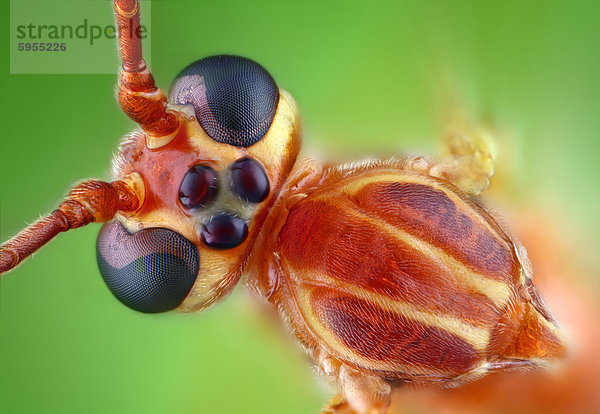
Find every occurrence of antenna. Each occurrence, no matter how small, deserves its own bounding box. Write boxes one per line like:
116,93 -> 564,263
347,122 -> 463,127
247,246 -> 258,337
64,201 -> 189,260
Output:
113,0 -> 179,138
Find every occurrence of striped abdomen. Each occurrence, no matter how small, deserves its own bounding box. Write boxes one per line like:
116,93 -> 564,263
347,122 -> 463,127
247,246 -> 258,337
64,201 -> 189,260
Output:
251,161 -> 564,383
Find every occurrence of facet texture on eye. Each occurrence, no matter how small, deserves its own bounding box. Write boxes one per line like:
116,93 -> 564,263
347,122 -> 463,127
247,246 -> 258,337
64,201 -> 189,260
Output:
178,164 -> 218,210
169,55 -> 279,147
96,221 -> 199,313
231,157 -> 270,203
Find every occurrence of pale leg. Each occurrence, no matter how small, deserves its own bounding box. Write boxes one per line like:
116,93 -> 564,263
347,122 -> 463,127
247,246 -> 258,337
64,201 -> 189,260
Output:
321,364 -> 392,414
405,113 -> 496,196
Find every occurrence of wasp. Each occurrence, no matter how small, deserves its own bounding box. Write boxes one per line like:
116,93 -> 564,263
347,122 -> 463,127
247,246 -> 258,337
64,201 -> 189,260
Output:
0,1 -> 565,412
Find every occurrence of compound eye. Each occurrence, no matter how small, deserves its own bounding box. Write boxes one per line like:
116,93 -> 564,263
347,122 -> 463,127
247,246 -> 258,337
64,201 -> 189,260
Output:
179,164 -> 218,210
96,221 -> 199,313
200,213 -> 248,249
231,157 -> 270,203
169,55 -> 279,147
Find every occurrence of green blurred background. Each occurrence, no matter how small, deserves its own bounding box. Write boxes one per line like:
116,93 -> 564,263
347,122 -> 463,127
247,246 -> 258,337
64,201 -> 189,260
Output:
1,1 -> 598,413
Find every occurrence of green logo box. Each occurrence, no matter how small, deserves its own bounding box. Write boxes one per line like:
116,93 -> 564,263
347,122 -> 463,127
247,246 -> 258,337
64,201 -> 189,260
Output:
10,0 -> 152,74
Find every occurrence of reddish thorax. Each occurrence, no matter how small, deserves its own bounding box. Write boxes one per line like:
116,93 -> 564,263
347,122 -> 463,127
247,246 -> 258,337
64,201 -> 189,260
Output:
247,159 -> 565,385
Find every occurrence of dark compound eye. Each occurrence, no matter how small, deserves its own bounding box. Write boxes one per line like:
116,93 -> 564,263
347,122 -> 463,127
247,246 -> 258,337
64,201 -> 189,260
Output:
231,157 -> 270,203
96,221 -> 199,313
179,164 -> 218,210
200,213 -> 248,249
169,55 -> 279,147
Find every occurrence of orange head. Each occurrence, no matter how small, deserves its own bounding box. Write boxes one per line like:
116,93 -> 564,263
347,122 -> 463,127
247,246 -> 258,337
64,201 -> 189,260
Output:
98,55 -> 301,313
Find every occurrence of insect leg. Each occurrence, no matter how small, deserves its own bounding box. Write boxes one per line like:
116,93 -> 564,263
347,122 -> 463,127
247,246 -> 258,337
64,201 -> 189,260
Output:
113,0 -> 179,140
322,365 -> 392,414
321,394 -> 355,414
0,177 -> 143,275
403,112 -> 496,196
